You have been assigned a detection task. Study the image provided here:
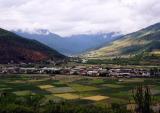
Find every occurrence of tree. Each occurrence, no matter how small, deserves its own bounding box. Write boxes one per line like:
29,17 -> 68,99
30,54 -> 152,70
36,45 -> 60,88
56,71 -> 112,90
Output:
132,85 -> 153,113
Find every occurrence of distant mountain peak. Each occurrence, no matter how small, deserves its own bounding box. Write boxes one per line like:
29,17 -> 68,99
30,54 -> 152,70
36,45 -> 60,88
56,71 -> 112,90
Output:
35,29 -> 51,35
13,28 -> 53,36
14,30 -> 122,56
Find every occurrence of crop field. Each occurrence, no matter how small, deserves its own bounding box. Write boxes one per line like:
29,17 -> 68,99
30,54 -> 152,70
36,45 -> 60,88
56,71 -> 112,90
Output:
0,74 -> 160,105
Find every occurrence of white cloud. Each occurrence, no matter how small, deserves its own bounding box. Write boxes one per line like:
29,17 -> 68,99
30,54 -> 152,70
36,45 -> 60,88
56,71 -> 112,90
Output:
0,0 -> 159,36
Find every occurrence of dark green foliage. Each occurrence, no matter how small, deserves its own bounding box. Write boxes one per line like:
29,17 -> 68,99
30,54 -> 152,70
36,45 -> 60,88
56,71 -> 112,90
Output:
121,45 -> 145,54
111,103 -> 129,113
143,31 -> 160,41
146,41 -> 160,52
0,104 -> 34,113
0,92 -> 131,113
43,101 -> 129,113
132,85 -> 153,113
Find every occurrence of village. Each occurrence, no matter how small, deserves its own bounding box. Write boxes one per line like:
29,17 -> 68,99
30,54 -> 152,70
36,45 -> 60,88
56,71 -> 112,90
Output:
0,65 -> 159,78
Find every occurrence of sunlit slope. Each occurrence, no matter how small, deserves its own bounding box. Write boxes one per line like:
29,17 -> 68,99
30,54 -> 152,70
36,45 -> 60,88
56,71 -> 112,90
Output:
85,23 -> 160,58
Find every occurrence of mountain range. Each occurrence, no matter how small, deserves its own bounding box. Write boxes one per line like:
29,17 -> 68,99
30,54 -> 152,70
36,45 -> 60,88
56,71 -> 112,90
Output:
0,28 -> 65,64
14,30 -> 122,56
85,22 -> 160,59
1,22 -> 159,64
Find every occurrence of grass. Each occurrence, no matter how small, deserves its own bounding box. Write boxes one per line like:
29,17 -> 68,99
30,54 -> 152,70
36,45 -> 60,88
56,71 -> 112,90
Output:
90,79 -> 104,84
82,95 -> 109,101
102,84 -> 124,88
38,85 -> 54,89
45,94 -> 62,102
45,87 -> 75,93
8,80 -> 26,84
69,84 -> 98,92
13,90 -> 34,96
0,75 -> 160,104
120,78 -> 144,83
54,93 -> 80,100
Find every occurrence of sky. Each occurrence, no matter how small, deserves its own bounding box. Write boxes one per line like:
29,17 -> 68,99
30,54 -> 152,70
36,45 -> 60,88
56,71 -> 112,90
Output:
0,0 -> 160,36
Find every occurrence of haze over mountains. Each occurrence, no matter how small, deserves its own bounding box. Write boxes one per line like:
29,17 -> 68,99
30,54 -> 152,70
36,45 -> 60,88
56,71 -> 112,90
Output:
14,30 -> 122,56
86,22 -> 160,59
0,28 -> 65,64
13,22 -> 160,59
0,21 -> 159,64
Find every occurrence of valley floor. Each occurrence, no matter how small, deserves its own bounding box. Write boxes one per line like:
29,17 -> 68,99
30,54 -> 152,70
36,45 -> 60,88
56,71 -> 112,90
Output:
0,74 -> 160,105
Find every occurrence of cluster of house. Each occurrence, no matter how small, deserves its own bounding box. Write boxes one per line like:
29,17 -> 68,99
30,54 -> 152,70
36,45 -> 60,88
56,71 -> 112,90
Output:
61,66 -> 156,78
0,67 -> 61,74
0,66 -> 159,78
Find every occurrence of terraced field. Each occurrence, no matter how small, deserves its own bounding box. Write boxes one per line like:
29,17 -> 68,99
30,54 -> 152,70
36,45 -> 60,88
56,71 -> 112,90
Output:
0,74 -> 160,105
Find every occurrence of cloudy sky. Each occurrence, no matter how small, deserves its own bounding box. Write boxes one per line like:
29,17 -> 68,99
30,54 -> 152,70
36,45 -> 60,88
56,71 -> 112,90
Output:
0,0 -> 160,36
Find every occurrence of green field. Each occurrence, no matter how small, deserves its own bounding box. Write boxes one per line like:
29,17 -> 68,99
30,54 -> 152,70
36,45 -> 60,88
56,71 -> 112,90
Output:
0,75 -> 160,105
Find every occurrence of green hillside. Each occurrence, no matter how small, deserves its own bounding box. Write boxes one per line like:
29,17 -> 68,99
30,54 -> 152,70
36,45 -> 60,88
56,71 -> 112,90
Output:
86,23 -> 160,59
0,28 -> 65,63
84,23 -> 160,64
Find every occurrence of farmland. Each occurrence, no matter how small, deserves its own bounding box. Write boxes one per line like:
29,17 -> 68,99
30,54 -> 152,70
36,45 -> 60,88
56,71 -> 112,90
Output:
0,74 -> 160,105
